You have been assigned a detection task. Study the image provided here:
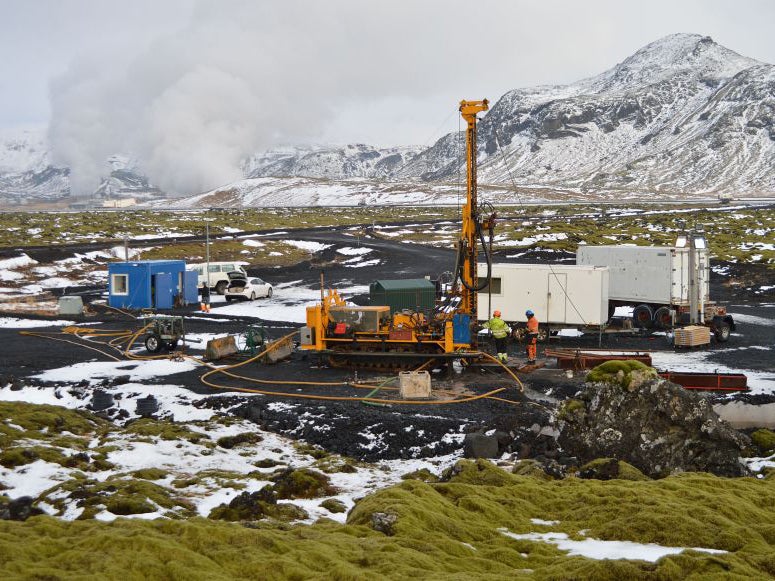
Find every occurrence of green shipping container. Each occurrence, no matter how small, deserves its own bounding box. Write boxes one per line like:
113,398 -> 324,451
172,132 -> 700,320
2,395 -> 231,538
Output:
369,279 -> 437,316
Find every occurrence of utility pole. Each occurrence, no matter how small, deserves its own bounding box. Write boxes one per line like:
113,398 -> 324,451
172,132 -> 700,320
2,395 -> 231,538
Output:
124,236 -> 129,262
688,229 -> 698,325
205,223 -> 210,289
687,226 -> 707,325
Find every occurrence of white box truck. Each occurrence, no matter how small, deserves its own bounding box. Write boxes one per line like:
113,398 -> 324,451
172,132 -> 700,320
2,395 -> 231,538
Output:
576,244 -> 734,341
477,263 -> 610,338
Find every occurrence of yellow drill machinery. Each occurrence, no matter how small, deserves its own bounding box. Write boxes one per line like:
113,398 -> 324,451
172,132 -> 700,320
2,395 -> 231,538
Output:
300,99 -> 496,368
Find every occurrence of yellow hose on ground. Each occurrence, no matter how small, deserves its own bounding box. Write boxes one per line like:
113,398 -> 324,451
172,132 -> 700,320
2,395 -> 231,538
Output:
479,352 -> 525,393
21,326 -> 524,407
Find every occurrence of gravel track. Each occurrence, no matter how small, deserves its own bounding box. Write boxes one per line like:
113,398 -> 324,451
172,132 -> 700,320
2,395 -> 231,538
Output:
1,231 -> 772,460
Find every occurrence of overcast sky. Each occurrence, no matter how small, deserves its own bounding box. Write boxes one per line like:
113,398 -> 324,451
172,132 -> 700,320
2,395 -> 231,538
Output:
1,0 -> 773,193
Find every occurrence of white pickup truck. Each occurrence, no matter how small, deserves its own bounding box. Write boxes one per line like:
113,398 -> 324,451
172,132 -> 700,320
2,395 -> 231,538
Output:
189,262 -> 248,294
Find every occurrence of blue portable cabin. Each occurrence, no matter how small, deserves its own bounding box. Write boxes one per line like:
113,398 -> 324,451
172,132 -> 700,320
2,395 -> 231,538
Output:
108,260 -> 199,309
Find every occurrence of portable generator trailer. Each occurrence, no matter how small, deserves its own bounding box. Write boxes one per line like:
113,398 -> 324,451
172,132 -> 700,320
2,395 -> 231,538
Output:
144,315 -> 185,353
576,242 -> 734,341
300,99 -> 496,368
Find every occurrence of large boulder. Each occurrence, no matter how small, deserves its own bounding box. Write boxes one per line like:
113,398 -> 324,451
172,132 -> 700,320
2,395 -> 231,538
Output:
0,497 -> 44,521
557,362 -> 750,478
463,429 -> 512,459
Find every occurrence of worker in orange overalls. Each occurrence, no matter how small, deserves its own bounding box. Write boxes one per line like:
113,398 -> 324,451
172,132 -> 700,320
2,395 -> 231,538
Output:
525,309 -> 539,364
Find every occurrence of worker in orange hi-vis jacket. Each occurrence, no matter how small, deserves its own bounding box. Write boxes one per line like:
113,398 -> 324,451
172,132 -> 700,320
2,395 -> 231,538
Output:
525,309 -> 539,364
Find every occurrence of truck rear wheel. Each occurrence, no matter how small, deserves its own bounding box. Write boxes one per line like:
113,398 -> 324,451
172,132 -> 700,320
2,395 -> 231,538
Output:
632,304 -> 654,329
654,306 -> 674,329
714,321 -> 731,342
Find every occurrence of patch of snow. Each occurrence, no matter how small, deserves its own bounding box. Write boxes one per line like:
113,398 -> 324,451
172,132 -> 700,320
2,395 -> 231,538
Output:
0,460 -> 73,498
210,282 -> 368,323
284,240 -> 332,253
729,313 -> 773,326
557,329 -> 584,337
337,247 -> 374,256
34,360 -> 200,385
499,529 -> 727,562
345,258 -> 381,269
0,254 -> 37,270
746,453 -> 775,473
0,317 -> 77,328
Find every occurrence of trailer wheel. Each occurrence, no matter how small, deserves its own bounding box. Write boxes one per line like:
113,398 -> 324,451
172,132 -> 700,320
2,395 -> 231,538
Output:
632,304 -> 654,329
714,322 -> 731,342
654,306 -> 674,329
145,334 -> 162,353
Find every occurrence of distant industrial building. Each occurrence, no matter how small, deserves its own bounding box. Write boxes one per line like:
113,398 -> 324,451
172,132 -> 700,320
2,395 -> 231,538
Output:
102,197 -> 137,208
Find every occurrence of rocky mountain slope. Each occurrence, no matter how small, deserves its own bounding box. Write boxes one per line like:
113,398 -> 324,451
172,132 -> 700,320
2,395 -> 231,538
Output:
0,127 -> 70,204
237,34 -> 774,202
242,144 -> 422,180
0,130 -> 161,207
2,34 -> 773,207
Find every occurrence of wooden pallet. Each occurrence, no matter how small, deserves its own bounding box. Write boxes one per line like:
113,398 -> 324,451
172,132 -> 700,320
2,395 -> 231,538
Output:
674,325 -> 711,347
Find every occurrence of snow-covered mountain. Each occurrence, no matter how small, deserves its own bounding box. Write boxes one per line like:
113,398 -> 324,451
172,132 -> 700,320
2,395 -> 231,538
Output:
2,33 -> 774,207
242,144 -> 422,180
91,155 -> 162,201
467,34 -> 775,197
0,126 -> 70,204
0,131 -> 161,207
231,34 -> 774,202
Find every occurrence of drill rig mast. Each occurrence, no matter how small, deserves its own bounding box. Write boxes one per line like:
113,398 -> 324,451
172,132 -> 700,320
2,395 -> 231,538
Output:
300,98 -> 495,367
456,99 -> 494,338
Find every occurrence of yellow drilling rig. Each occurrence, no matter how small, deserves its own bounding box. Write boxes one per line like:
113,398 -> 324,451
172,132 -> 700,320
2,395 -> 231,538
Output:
299,99 -> 496,368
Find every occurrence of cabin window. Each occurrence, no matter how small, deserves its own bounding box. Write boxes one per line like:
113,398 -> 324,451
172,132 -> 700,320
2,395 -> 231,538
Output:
480,277 -> 502,295
111,274 -> 129,295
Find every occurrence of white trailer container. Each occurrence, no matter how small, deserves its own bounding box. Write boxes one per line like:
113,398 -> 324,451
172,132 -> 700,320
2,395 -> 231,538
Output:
575,245 -> 709,306
575,244 -> 734,341
476,263 -> 610,327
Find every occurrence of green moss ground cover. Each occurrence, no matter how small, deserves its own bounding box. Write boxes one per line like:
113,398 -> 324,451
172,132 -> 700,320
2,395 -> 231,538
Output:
491,206 -> 775,266
1,459 -> 773,579
0,207 -> 458,248
3,205 -> 771,267
585,360 -> 658,388
751,430 -> 775,456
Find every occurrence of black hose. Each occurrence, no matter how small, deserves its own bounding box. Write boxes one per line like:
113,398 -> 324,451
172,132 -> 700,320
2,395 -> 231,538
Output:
457,220 -> 492,292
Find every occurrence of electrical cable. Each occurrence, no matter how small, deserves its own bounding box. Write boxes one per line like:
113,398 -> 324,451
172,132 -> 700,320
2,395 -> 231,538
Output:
18,330 -> 123,362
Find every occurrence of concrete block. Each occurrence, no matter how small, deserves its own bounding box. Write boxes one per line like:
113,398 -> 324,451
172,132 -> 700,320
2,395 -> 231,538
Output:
58,296 -> 83,316
205,336 -> 238,361
399,371 -> 431,399
265,336 -> 293,363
